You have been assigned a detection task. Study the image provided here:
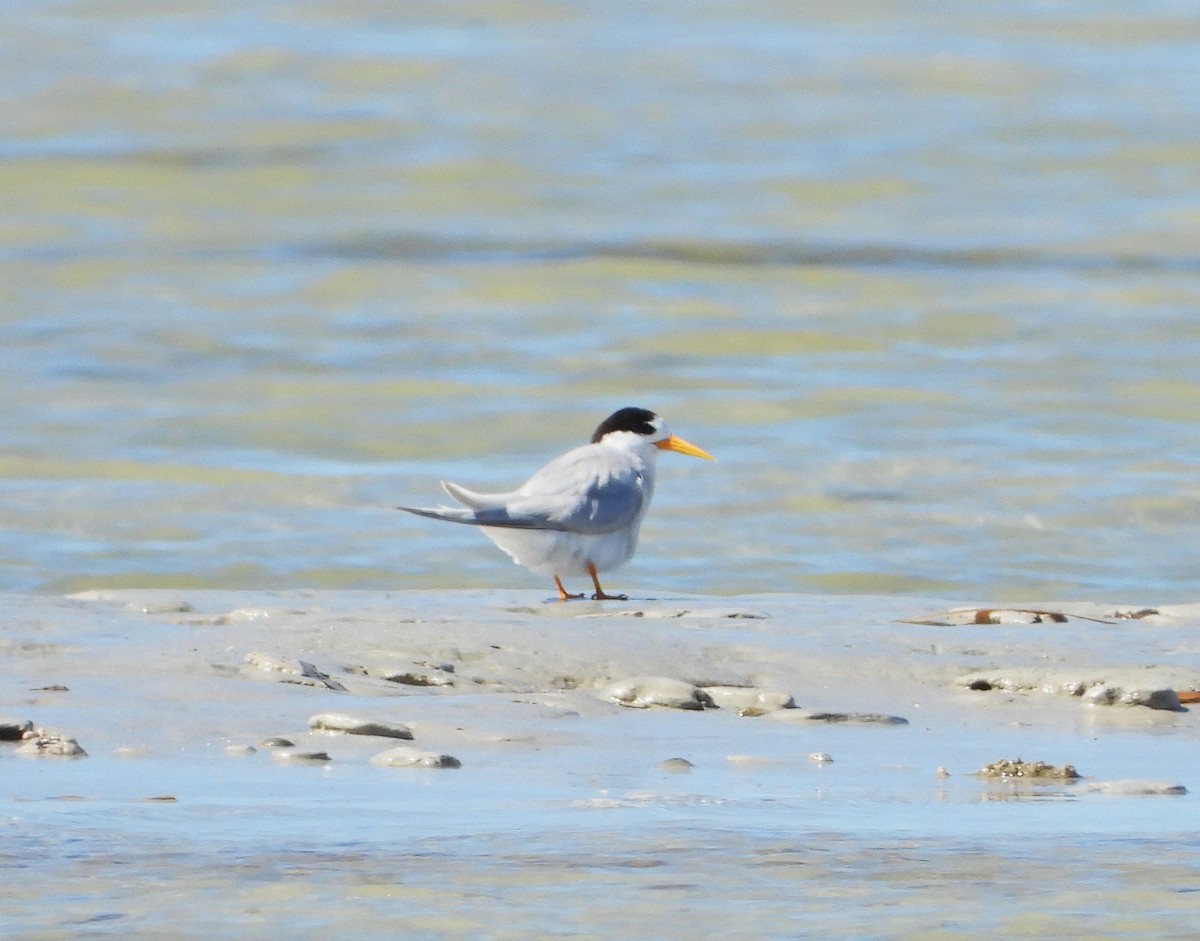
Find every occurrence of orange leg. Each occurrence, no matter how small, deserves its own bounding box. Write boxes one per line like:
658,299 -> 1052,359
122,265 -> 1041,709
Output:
587,562 -> 627,601
554,575 -> 584,602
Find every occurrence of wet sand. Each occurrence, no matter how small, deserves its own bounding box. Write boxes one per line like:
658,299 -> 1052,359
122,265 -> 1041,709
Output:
3,589 -> 1198,938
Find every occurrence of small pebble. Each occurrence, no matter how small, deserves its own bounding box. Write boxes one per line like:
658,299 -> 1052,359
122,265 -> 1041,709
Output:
601,677 -> 713,711
808,752 -> 833,764
700,686 -> 796,714
272,750 -> 331,764
379,669 -> 455,687
1083,685 -> 1182,711
16,734 -> 87,758
225,744 -> 257,756
0,719 -> 33,741
309,713 -> 414,740
659,757 -> 695,773
260,736 -> 295,749
370,746 -> 461,769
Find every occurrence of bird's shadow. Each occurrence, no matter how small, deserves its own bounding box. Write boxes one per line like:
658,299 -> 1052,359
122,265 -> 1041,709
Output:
541,594 -> 662,605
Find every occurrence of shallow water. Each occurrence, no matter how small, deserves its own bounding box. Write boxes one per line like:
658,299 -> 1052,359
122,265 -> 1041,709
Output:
3,3 -> 1200,936
2,589 -> 1198,938
7,790 -> 1200,940
3,1 -> 1200,601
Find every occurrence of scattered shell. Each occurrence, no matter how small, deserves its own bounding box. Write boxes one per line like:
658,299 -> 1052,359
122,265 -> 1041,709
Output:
959,672 -> 1186,711
243,653 -> 347,691
0,718 -> 33,741
370,746 -> 461,769
808,752 -> 834,764
699,686 -> 795,714
272,750 -> 331,763
936,766 -> 950,779
308,713 -> 414,740
977,758 -> 1079,780
1082,685 -> 1182,711
225,744 -> 257,756
600,677 -> 714,710
659,757 -> 694,773
904,607 -> 1114,626
16,733 -> 87,758
260,736 -> 295,749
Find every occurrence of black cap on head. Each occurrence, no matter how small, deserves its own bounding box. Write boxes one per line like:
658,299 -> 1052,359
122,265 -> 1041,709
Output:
591,407 -> 660,443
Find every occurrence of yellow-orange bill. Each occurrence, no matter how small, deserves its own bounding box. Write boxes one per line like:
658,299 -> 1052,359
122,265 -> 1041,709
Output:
656,433 -> 715,461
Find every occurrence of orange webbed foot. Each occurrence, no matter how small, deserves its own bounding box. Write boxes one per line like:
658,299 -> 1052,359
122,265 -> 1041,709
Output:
586,563 -> 626,601
554,576 -> 585,602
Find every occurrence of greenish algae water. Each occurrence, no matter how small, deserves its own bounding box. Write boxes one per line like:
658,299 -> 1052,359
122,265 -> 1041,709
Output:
3,4 -> 1200,931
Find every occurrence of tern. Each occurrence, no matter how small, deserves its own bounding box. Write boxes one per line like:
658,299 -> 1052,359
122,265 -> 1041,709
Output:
398,407 -> 715,600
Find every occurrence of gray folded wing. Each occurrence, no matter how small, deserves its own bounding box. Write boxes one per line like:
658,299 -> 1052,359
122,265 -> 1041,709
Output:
399,447 -> 646,535
396,503 -> 559,529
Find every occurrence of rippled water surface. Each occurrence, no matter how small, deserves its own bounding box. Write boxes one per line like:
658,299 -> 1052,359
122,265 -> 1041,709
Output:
4,1 -> 1200,600
3,5 -> 1200,934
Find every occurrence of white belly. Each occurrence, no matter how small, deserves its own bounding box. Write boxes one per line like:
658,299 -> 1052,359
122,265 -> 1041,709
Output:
479,526 -> 640,577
